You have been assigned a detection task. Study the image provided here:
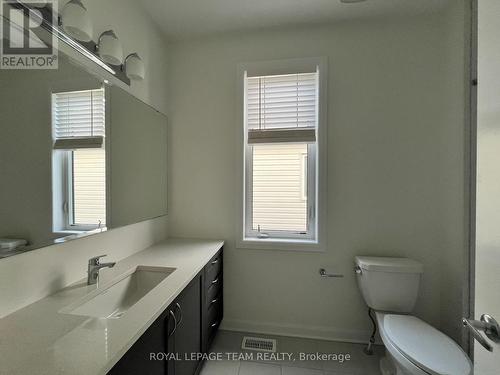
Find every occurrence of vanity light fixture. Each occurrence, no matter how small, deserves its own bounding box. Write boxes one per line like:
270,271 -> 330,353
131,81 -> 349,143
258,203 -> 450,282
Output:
61,0 -> 93,42
97,30 -> 123,65
124,53 -> 145,81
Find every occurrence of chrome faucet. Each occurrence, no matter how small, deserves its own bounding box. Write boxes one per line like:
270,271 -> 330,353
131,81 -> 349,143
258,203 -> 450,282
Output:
87,255 -> 116,286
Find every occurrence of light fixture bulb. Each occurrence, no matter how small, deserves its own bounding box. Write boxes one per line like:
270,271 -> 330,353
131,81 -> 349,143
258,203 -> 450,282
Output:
61,0 -> 93,42
124,53 -> 145,81
97,30 -> 123,66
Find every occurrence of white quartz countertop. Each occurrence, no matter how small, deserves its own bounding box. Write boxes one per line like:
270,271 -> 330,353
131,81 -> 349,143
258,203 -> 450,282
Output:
0,238 -> 224,375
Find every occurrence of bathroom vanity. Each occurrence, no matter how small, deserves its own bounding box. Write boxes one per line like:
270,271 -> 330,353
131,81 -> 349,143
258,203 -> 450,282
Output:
0,239 -> 224,375
108,246 -> 223,375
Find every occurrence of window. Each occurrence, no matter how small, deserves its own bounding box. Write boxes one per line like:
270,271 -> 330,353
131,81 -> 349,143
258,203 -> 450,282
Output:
52,88 -> 106,232
240,58 -> 326,249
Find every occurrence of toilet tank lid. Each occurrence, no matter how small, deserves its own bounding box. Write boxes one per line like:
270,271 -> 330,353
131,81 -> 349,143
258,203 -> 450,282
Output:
355,256 -> 423,274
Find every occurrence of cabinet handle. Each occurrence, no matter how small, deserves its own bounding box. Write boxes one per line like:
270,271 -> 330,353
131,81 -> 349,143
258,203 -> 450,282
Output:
167,310 -> 177,337
175,302 -> 183,326
212,278 -> 219,285
211,259 -> 219,265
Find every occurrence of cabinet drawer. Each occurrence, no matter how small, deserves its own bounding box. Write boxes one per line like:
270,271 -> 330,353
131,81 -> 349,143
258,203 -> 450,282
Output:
207,294 -> 222,340
208,295 -> 222,324
206,276 -> 222,305
207,293 -> 222,313
205,252 -> 222,287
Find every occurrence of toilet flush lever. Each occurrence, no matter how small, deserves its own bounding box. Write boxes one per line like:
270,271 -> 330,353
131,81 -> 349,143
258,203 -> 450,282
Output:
462,314 -> 500,352
319,268 -> 344,278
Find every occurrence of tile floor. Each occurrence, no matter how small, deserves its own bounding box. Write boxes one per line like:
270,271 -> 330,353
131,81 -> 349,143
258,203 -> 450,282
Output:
200,330 -> 384,375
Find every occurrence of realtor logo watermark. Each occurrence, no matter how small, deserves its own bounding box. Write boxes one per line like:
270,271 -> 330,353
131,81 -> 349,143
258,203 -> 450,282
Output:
0,0 -> 58,69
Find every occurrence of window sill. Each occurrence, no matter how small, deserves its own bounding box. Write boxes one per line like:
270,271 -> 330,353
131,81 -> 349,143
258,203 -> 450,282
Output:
237,237 -> 325,252
52,227 -> 107,243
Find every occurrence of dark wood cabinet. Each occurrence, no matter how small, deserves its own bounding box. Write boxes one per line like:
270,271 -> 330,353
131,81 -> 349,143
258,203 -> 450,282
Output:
108,247 -> 223,375
171,276 -> 202,375
108,307 -> 169,375
201,250 -> 223,353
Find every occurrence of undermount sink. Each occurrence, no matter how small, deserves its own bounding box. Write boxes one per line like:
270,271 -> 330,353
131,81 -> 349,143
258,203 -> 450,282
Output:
61,266 -> 176,319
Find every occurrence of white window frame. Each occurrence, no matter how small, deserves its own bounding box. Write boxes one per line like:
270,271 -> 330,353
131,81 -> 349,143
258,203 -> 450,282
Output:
236,57 -> 328,252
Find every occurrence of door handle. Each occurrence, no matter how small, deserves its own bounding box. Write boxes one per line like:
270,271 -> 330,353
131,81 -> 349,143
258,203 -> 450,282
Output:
463,318 -> 493,352
167,310 -> 177,337
174,302 -> 183,326
462,314 -> 500,352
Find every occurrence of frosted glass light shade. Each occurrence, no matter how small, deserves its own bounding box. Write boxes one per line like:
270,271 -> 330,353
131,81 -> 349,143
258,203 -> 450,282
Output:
61,0 -> 93,42
98,30 -> 123,65
125,53 -> 145,80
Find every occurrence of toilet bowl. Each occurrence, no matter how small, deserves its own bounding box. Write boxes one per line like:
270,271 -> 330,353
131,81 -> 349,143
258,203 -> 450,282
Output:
354,256 -> 472,375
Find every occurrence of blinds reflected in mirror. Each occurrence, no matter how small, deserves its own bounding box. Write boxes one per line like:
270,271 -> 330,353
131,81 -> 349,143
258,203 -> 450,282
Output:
52,88 -> 105,149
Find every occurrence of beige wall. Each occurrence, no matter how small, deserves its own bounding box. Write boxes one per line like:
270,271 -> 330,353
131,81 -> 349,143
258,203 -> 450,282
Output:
166,8 -> 468,342
0,0 -> 169,318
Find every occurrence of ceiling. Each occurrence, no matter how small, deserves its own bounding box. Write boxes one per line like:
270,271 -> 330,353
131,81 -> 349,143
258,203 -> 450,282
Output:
138,0 -> 453,41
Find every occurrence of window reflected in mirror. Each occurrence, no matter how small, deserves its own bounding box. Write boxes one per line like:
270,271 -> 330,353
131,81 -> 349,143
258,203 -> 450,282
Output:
51,88 -> 107,233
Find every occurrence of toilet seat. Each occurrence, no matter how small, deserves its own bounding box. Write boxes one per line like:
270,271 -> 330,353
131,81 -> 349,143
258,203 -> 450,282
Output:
383,314 -> 472,375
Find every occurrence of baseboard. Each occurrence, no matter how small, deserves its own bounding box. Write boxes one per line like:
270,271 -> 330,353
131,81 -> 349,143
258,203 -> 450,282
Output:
220,318 -> 382,345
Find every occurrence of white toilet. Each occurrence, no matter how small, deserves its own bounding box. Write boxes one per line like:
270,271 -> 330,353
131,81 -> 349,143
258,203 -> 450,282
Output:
354,256 -> 472,375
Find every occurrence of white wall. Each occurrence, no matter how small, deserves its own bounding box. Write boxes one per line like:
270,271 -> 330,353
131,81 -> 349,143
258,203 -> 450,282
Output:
0,0 -> 170,318
166,8 -> 468,343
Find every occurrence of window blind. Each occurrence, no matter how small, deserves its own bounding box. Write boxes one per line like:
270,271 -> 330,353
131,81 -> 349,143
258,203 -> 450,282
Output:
246,72 -> 317,144
52,88 -> 105,149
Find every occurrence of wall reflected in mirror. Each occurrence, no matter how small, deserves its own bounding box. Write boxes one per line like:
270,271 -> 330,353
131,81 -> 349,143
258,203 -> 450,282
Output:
0,54 -> 167,258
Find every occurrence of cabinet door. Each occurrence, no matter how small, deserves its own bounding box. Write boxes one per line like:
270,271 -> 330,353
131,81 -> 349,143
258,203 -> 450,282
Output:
166,307 -> 176,375
173,276 -> 202,375
108,310 -> 168,375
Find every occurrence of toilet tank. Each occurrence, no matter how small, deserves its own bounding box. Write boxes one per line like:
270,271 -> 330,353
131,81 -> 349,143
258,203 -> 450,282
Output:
354,256 -> 424,313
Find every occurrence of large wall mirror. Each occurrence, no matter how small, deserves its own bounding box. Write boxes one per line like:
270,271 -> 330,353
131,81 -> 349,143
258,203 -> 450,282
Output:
0,41 -> 168,258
